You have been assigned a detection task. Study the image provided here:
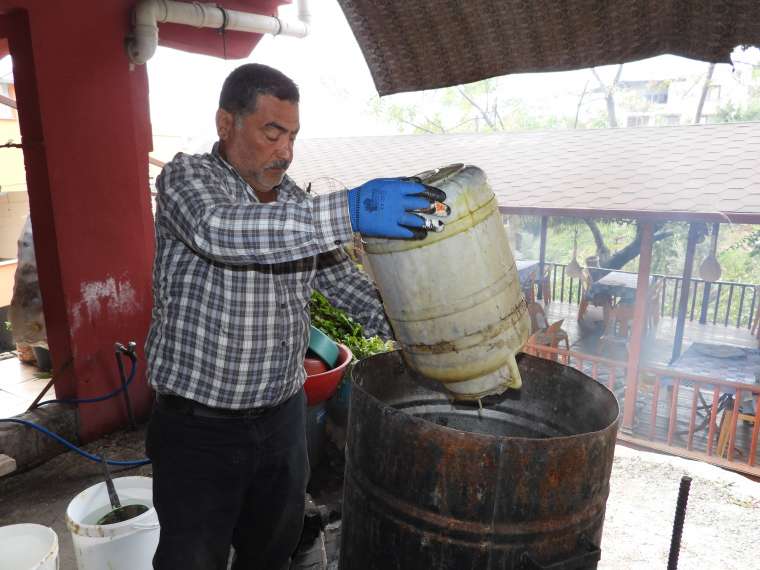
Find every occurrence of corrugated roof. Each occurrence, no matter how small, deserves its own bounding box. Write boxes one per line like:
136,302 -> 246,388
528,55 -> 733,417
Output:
289,122 -> 760,223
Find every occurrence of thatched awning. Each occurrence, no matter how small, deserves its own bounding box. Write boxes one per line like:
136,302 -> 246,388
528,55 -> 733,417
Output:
338,0 -> 760,96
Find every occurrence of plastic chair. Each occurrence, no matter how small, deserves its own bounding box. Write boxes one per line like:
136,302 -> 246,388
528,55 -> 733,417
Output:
527,301 -> 548,334
525,319 -> 570,362
597,303 -> 633,361
577,269 -> 612,337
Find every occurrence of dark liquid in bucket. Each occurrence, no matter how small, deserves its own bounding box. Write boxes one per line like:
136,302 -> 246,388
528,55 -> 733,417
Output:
96,504 -> 149,525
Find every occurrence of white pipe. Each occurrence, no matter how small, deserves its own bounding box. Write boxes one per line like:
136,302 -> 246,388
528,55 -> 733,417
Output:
127,0 -> 311,65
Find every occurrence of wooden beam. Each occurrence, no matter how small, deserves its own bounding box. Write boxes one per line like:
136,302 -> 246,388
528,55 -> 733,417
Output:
670,223 -> 701,364
622,222 -> 654,431
0,93 -> 17,109
537,216 -> 548,300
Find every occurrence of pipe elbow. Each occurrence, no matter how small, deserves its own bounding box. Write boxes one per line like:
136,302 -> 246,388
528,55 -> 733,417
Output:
127,0 -> 162,65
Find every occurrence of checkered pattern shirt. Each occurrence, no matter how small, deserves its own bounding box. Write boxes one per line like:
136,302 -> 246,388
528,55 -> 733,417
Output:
146,144 -> 392,409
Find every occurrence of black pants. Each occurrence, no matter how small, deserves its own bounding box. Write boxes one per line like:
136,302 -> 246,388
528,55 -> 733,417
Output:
145,389 -> 309,570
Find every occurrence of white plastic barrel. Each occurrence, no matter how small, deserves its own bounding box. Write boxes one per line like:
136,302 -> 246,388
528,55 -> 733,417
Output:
363,164 -> 530,400
0,523 -> 59,570
65,476 -> 159,570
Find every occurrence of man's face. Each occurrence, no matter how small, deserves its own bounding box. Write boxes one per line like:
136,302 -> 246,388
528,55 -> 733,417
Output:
216,94 -> 300,194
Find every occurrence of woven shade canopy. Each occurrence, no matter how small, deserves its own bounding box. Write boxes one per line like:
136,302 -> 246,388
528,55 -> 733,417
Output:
338,0 -> 760,96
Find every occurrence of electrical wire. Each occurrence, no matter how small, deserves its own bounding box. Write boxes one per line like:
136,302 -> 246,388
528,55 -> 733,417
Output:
33,356 -> 137,406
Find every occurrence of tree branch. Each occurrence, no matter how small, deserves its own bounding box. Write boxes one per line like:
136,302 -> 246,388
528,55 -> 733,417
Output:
493,100 -> 505,130
456,86 -> 497,130
574,80 -> 589,129
604,230 -> 673,270
583,218 -> 611,262
694,62 -> 716,124
397,117 -> 440,134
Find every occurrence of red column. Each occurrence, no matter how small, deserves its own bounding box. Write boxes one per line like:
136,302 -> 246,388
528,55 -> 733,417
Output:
3,1 -> 155,441
622,222 -> 654,431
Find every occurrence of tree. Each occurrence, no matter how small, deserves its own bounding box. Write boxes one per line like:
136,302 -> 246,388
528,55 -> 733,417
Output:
694,63 -> 716,124
371,64 -> 710,274
591,64 -> 624,127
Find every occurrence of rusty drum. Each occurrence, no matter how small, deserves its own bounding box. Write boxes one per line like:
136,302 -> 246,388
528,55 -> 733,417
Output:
340,352 -> 619,570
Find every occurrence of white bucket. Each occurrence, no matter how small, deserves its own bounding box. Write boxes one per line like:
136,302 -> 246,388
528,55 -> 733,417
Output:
0,523 -> 59,570
65,476 -> 159,570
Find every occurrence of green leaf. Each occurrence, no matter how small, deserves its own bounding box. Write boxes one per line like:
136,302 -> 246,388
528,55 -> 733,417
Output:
309,291 -> 393,360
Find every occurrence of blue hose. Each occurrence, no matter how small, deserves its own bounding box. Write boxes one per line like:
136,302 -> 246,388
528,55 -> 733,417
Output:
0,418 -> 150,467
34,355 -> 137,406
0,347 -> 151,467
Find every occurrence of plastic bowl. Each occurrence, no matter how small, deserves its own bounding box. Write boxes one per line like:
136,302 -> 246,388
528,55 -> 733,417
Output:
304,344 -> 352,406
304,356 -> 329,377
308,326 -> 340,368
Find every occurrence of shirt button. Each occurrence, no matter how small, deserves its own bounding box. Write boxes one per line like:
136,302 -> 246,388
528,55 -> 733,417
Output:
281,340 -> 287,346
280,303 -> 287,309
334,240 -> 342,245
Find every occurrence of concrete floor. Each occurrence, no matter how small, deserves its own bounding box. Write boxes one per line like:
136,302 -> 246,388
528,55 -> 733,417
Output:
0,424 -> 152,570
1,423 -> 758,569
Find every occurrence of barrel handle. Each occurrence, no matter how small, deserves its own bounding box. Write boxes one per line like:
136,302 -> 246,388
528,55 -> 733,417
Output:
519,536 -> 600,570
130,521 -> 160,531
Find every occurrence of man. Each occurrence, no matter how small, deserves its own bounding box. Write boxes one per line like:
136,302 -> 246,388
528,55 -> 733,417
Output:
145,63 -> 446,569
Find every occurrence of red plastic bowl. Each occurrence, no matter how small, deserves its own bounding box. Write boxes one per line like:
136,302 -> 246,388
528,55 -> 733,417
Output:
304,344 -> 352,406
304,356 -> 329,377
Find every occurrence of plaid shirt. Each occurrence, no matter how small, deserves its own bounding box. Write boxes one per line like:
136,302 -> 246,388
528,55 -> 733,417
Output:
146,144 -> 391,409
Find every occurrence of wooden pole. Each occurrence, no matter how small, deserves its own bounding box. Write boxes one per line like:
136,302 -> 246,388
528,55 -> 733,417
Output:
538,216 -> 548,300
622,222 -> 654,431
671,223 -> 701,364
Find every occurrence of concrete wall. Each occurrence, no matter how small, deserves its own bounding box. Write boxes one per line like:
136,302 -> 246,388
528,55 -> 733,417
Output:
0,191 -> 28,259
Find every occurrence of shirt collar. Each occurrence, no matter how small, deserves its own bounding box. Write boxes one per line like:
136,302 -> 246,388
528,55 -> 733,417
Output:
211,141 -> 297,202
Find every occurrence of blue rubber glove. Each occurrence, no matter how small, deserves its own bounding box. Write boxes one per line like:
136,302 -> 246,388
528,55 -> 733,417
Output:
347,178 -> 447,239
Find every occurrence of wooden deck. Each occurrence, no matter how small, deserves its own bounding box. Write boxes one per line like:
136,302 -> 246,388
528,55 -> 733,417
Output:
543,300 -> 759,365
534,300 -> 760,476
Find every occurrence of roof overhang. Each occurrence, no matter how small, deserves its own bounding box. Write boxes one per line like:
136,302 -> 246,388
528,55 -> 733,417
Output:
289,122 -> 760,224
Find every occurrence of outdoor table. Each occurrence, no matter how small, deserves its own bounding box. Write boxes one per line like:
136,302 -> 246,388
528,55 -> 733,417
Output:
666,342 -> 760,439
587,271 -> 653,305
515,259 -> 540,286
670,342 -> 760,395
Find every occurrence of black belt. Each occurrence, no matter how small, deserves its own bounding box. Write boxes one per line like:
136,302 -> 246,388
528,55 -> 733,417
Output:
155,394 -> 277,419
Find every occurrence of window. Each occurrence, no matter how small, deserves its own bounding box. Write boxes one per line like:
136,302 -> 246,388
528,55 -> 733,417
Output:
627,115 -> 650,128
661,114 -> 681,126
645,91 -> 668,104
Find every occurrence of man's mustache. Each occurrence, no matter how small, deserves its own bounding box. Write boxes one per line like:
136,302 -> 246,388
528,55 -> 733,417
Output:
267,160 -> 290,170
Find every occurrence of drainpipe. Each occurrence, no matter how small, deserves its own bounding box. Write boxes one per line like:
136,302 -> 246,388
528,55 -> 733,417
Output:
127,0 -> 311,65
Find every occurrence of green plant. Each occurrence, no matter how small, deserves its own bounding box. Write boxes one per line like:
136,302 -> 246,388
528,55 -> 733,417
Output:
309,291 -> 394,360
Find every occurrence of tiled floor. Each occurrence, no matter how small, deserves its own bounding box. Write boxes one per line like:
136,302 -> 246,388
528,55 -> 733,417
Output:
0,353 -> 56,418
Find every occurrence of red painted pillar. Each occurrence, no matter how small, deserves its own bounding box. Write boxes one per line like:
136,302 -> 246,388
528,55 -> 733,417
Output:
2,1 -> 155,441
622,222 -> 654,431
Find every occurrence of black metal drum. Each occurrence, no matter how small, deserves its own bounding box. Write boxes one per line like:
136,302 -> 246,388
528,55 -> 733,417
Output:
340,352 -> 619,570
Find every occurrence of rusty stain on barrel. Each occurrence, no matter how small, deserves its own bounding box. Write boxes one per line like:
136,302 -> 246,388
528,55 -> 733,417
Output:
340,352 -> 619,570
